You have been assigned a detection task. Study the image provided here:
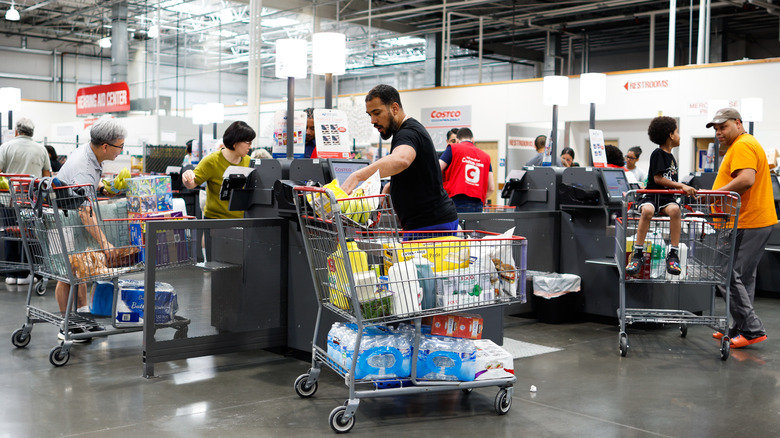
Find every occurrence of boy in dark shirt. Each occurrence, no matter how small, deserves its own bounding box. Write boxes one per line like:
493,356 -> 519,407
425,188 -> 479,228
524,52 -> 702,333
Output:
626,116 -> 697,276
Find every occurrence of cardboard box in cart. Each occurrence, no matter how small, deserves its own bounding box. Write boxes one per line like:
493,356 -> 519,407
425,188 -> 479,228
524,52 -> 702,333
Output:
431,313 -> 483,339
128,211 -> 189,264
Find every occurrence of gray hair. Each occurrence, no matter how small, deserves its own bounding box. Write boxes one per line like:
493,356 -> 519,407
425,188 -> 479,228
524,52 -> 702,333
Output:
15,118 -> 34,136
90,117 -> 127,146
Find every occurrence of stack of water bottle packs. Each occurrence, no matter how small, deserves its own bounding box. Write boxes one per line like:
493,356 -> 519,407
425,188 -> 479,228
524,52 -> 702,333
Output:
326,227 -> 524,318
326,322 -> 514,382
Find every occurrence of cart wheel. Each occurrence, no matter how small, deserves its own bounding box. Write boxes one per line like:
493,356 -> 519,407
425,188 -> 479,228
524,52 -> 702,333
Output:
462,388 -> 473,395
294,374 -> 318,398
720,338 -> 730,361
49,345 -> 70,367
173,327 -> 188,340
11,328 -> 31,348
328,405 -> 355,434
35,280 -> 47,296
619,332 -> 629,357
494,388 -> 512,415
679,324 -> 688,338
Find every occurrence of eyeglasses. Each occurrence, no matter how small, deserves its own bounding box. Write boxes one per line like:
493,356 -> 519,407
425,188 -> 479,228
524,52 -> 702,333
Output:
105,142 -> 124,150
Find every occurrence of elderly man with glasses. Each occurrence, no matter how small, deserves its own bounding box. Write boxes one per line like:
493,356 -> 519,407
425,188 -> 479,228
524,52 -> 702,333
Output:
54,117 -> 128,341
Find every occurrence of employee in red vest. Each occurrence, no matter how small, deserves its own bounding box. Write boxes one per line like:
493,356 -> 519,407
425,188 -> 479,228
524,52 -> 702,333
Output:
439,127 -> 495,212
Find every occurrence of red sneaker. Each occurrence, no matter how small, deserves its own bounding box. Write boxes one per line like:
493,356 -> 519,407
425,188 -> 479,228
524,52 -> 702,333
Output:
713,332 -> 724,340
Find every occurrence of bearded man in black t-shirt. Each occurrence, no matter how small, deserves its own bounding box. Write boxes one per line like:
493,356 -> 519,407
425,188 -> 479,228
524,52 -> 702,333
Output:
341,84 -> 457,232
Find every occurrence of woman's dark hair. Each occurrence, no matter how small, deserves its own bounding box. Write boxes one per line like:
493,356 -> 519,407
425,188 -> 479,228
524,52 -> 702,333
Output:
560,147 -> 575,159
647,116 -> 677,146
447,128 -> 459,140
45,145 -> 58,160
365,84 -> 403,108
628,146 -> 642,159
185,139 -> 193,154
605,145 -> 625,167
222,121 -> 256,150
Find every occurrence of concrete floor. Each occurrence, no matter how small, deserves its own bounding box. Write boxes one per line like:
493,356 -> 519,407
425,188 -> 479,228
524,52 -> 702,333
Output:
1,274 -> 779,438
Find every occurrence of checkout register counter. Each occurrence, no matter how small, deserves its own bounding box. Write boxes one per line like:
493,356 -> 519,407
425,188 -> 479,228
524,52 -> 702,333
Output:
502,166 -> 712,319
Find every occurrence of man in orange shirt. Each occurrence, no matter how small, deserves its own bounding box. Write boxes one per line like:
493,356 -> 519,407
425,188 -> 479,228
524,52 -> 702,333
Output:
709,108 -> 777,348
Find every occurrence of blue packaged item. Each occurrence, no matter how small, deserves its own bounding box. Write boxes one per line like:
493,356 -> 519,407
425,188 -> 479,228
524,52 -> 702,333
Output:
415,335 -> 476,381
335,323 -> 412,380
90,281 -> 114,317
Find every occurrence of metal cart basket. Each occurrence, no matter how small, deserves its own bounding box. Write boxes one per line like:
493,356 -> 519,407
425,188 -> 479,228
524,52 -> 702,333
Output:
292,186 -> 527,433
614,189 -> 740,360
8,177 -> 193,366
0,174 -> 47,295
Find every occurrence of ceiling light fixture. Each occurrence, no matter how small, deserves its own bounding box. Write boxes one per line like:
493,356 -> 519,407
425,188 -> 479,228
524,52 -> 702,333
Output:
98,37 -> 112,48
5,2 -> 20,21
148,25 -> 159,39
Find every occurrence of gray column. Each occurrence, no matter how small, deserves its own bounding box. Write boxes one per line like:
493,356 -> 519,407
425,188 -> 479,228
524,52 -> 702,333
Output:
111,1 -> 128,84
247,0 -> 263,130
543,32 -> 561,77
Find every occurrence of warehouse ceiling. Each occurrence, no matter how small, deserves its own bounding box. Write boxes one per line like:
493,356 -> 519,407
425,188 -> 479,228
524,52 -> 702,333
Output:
1,0 -> 779,80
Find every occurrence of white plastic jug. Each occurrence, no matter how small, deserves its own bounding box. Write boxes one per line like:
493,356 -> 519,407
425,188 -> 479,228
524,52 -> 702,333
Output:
387,259 -> 422,316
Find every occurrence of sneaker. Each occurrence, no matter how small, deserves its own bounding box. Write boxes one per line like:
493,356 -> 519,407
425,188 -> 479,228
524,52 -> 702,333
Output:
666,251 -> 681,275
4,277 -> 16,285
730,334 -> 767,348
713,328 -> 739,340
16,275 -> 32,285
57,327 -> 90,343
625,251 -> 644,275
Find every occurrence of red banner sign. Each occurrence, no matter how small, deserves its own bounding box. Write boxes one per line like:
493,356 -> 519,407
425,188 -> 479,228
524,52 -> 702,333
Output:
76,82 -> 130,115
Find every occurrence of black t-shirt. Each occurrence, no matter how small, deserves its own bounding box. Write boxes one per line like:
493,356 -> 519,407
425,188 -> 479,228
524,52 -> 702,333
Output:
390,118 -> 457,230
645,148 -> 678,190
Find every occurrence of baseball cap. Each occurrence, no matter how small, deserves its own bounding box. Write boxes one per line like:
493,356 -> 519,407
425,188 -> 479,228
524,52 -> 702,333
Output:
706,108 -> 742,128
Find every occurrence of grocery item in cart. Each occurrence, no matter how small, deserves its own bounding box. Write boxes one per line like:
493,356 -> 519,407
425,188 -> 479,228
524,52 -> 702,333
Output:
483,227 -> 519,297
436,266 -> 494,309
416,335 -> 476,381
473,339 -> 514,380
115,280 -> 178,326
431,313 -> 483,339
326,238 -> 371,309
383,236 -> 471,273
327,323 -> 411,380
387,259 -> 423,316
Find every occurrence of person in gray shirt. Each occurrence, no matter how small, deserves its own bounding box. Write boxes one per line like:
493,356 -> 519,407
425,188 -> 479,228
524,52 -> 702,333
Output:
525,134 -> 562,166
0,118 -> 51,285
55,118 -> 127,340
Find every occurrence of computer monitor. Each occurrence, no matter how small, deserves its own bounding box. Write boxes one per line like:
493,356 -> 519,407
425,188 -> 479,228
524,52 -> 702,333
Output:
327,159 -> 370,186
600,168 -> 630,204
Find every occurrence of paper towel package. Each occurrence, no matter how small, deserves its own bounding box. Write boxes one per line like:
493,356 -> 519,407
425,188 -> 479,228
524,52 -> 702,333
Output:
473,339 -> 514,380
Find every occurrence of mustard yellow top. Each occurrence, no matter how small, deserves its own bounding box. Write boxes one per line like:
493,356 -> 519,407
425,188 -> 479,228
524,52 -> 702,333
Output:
193,150 -> 251,219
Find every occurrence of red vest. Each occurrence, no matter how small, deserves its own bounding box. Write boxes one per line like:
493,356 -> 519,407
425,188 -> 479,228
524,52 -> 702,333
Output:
442,142 -> 491,203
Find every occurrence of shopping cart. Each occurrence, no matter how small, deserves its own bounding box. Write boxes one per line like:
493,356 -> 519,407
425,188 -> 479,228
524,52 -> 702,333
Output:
8,177 -> 193,366
615,189 -> 740,361
0,174 -> 47,295
292,186 -> 527,433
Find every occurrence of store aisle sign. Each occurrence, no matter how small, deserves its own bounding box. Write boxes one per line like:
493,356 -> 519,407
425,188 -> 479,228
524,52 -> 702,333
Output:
76,82 -> 130,115
421,105 -> 472,150
589,129 -> 607,168
314,109 -> 351,159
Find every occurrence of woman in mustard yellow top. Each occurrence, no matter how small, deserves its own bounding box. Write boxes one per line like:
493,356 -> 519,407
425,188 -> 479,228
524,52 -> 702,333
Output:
182,121 -> 254,219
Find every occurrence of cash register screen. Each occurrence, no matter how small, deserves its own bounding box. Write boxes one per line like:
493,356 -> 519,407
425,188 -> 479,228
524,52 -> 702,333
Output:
601,168 -> 630,203
328,159 -> 369,186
